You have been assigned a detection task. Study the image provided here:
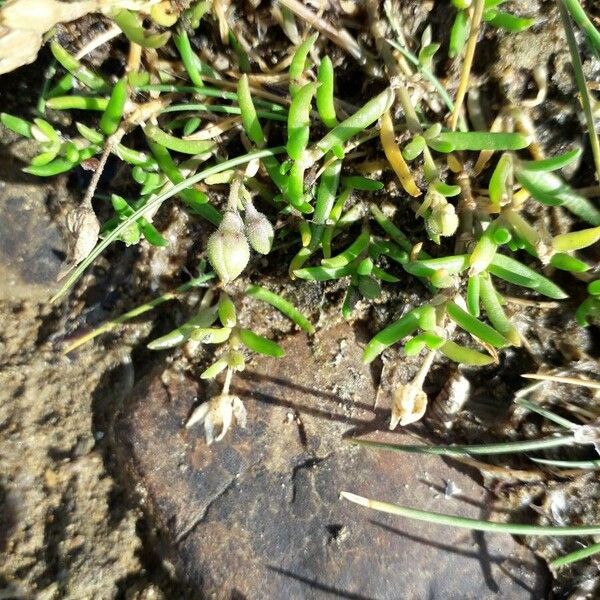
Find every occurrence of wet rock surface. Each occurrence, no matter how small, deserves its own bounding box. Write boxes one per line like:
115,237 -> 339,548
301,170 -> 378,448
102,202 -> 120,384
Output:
116,324 -> 549,599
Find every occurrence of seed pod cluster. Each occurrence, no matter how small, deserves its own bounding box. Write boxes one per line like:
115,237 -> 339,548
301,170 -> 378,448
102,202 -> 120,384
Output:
207,203 -> 274,284
243,202 -> 274,255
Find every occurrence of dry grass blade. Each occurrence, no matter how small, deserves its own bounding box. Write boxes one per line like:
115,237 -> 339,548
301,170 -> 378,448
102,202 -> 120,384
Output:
522,373 -> 600,390
450,0 -> 485,131
278,0 -> 377,73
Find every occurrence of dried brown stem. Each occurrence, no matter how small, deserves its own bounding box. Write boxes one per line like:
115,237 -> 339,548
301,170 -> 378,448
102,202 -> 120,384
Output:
450,0 -> 485,131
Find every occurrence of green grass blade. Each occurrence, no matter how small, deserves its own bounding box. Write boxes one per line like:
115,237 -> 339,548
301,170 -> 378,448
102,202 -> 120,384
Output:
553,226 -> 600,252
308,88 -> 395,163
515,398 -> 576,429
550,253 -> 590,273
144,125 -> 217,154
341,491 -> 600,536
530,457 -> 600,470
293,264 -> 354,281
369,204 -> 416,253
316,55 -> 338,128
322,231 -> 370,268
362,308 -> 421,363
557,0 -> 600,183
1,112 -> 33,138
439,340 -> 495,366
350,435 -> 575,456
551,542 -> 600,568
428,131 -> 529,152
238,328 -> 285,357
446,301 -> 509,348
563,0 -> 600,54
519,148 -> 582,172
516,168 -> 600,225
403,255 -> 470,277
237,74 -> 265,146
467,275 -> 481,316
485,11 -> 535,32
479,273 -> 520,346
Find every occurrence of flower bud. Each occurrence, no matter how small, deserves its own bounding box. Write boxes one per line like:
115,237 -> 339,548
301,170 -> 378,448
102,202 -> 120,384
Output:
243,202 -> 274,255
207,211 -> 249,284
422,189 -> 458,243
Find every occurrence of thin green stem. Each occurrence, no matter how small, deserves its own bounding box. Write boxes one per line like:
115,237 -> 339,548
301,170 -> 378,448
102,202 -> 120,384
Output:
515,398 -> 577,430
350,435 -> 575,455
137,84 -> 287,112
341,492 -> 600,536
558,0 -> 600,182
551,543 -> 600,568
530,457 -> 600,469
37,59 -> 57,114
246,284 -> 315,333
562,0 -> 600,54
162,103 -> 287,122
63,272 -> 214,353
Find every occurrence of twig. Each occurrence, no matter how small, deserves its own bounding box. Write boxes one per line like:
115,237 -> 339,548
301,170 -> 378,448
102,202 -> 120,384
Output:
81,129 -> 124,209
387,39 -> 462,124
278,0 -> 378,74
366,0 -> 421,132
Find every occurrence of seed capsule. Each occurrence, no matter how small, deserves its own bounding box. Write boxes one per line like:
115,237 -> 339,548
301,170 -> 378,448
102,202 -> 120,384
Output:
66,206 -> 100,266
243,202 -> 274,255
207,211 -> 249,283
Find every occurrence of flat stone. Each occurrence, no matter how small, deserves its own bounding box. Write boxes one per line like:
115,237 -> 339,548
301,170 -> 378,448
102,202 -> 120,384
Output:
0,179 -> 66,300
115,323 -> 548,599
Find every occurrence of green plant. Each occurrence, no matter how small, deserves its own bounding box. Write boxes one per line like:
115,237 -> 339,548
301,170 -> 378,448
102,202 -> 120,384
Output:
343,383 -> 600,550
449,0 -> 535,61
0,0 -> 597,445
3,0 -> 600,582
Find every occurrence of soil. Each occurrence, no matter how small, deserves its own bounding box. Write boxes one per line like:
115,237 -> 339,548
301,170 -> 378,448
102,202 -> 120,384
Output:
0,0 -> 599,599
0,173 -> 182,598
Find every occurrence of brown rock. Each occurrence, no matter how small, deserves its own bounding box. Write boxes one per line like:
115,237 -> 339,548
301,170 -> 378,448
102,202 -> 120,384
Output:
115,323 -> 548,599
0,180 -> 66,300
